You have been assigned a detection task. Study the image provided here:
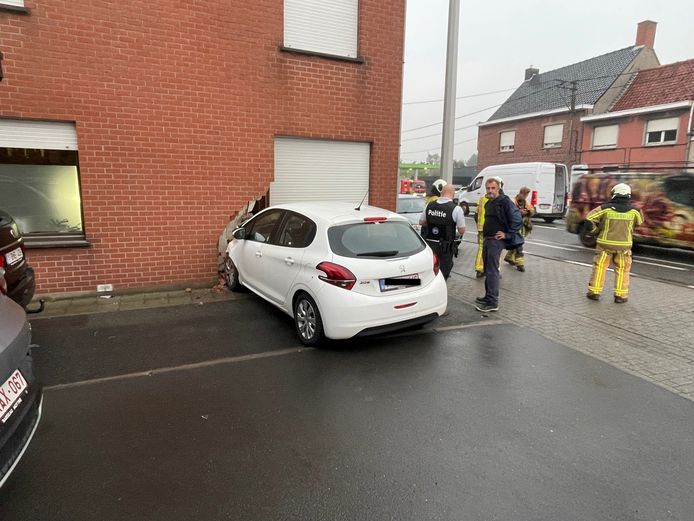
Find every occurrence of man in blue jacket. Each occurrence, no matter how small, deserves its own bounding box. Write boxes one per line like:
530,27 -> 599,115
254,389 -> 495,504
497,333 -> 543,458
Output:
475,177 -> 523,312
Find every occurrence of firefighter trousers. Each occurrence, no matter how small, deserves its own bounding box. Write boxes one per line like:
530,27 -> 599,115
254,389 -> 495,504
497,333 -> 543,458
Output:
588,246 -> 633,298
474,233 -> 484,273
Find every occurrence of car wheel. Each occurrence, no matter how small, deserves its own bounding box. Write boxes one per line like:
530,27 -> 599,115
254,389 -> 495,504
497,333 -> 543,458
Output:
223,255 -> 243,292
293,293 -> 325,347
578,221 -> 597,248
460,202 -> 469,215
543,217 -> 556,223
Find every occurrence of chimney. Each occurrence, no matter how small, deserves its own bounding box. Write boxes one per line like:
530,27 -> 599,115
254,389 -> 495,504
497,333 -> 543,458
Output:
635,20 -> 657,49
524,66 -> 539,81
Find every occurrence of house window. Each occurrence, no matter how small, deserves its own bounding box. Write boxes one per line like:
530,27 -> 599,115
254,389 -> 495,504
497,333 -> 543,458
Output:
543,124 -> 563,148
645,117 -> 679,145
0,120 -> 84,244
499,130 -> 515,152
284,0 -> 358,59
592,124 -> 618,149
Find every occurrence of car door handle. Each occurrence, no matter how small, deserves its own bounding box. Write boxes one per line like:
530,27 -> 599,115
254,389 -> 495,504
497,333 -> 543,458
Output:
255,251 -> 262,258
284,257 -> 295,265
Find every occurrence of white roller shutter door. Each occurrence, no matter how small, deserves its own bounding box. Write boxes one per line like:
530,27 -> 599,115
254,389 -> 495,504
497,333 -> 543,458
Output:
271,138 -> 370,205
0,119 -> 78,150
284,0 -> 358,58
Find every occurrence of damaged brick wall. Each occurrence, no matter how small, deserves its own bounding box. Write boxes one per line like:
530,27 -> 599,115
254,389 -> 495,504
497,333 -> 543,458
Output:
0,0 -> 405,294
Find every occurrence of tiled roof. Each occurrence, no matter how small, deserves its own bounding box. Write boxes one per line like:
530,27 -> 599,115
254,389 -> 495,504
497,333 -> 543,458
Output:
611,59 -> 694,111
487,46 -> 643,121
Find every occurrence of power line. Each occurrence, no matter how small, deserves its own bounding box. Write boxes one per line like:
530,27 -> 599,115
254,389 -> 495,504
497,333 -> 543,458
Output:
403,87 -> 516,106
400,137 -> 478,156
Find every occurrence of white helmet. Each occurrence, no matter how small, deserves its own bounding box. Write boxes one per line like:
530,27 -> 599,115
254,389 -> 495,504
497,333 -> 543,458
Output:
611,183 -> 631,197
431,178 -> 447,195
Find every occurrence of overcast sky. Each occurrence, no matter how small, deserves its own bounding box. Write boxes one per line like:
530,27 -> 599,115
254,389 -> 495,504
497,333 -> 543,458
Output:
400,0 -> 694,164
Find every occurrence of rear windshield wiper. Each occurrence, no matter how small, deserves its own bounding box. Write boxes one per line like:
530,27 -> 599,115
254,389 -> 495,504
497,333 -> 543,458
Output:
357,250 -> 399,257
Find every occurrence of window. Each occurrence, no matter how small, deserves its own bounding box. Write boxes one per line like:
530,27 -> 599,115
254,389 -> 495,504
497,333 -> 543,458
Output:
328,221 -> 425,259
468,176 -> 483,191
278,213 -> 316,248
543,124 -> 563,148
592,125 -> 618,149
499,130 -> 515,152
245,210 -> 283,243
645,118 -> 679,145
283,0 -> 358,59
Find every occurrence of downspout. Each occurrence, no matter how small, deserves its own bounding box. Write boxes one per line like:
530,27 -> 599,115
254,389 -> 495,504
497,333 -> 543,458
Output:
685,102 -> 694,167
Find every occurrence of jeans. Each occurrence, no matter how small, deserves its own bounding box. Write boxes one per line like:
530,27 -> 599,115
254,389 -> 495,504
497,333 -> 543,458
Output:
482,238 -> 504,304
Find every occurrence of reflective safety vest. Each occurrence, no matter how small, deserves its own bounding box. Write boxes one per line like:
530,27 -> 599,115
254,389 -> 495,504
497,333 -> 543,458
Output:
476,196 -> 488,232
587,201 -> 644,250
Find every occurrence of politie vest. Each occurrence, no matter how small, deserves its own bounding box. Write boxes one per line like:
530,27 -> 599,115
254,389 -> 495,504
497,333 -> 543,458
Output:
424,200 -> 456,243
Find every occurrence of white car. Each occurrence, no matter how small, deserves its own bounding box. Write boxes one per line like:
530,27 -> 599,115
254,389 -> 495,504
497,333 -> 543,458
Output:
224,202 -> 448,346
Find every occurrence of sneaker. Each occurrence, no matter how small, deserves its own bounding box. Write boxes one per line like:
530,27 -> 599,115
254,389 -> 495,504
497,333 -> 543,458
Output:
614,296 -> 628,304
517,266 -> 525,272
475,302 -> 499,312
475,271 -> 485,278
586,292 -> 600,301
475,296 -> 489,304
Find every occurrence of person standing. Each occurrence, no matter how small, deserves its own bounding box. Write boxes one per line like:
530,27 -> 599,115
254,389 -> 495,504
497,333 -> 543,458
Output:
585,183 -> 644,303
475,177 -> 522,312
419,184 -> 467,280
504,187 -> 535,272
421,179 -> 447,238
473,194 -> 488,278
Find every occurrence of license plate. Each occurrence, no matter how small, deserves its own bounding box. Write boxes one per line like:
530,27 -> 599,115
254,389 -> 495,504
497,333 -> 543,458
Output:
0,369 -> 28,424
380,274 -> 420,292
5,247 -> 23,266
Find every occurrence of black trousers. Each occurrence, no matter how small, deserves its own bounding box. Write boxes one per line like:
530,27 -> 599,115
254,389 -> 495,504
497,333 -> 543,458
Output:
482,238 -> 504,304
427,240 -> 454,280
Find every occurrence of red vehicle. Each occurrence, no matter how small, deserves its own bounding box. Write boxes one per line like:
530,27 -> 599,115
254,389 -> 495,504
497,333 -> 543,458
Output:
399,179 -> 426,195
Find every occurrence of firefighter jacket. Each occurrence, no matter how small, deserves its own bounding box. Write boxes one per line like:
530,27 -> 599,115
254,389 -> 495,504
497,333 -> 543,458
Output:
476,196 -> 488,232
586,197 -> 644,251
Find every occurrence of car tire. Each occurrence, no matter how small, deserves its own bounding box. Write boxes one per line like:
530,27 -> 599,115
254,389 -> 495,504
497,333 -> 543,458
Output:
578,221 -> 597,248
223,255 -> 243,292
293,292 -> 325,347
543,217 -> 556,223
460,202 -> 469,216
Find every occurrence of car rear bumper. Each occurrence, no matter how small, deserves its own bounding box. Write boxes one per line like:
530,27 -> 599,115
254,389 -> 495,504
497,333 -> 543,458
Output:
8,266 -> 35,309
318,274 -> 448,339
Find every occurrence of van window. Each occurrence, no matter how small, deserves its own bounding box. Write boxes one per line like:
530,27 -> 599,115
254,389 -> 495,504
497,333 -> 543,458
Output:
469,177 -> 483,191
663,176 -> 694,207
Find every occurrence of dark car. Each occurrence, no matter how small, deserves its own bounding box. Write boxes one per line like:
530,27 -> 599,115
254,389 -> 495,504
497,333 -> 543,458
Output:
0,268 -> 43,488
0,210 -> 35,309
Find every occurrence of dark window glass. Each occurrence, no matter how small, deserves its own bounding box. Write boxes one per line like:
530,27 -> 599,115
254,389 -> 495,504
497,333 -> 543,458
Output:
245,210 -> 283,243
277,213 -> 316,248
470,177 -> 483,191
663,129 -> 677,142
663,176 -> 694,208
328,221 -> 425,259
646,132 -> 661,143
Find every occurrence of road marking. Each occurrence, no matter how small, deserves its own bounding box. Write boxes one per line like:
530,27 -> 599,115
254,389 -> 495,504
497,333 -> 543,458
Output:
688,285 -> 694,289
633,256 -> 694,269
524,241 -> 577,252
631,259 -> 688,271
563,260 -> 593,268
45,346 -> 314,391
533,225 -> 561,230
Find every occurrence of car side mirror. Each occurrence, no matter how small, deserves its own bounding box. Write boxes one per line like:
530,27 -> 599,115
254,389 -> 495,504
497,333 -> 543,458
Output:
232,227 -> 246,240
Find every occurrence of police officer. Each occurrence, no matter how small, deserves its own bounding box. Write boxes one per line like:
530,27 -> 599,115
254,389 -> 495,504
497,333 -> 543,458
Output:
419,184 -> 467,280
585,183 -> 644,303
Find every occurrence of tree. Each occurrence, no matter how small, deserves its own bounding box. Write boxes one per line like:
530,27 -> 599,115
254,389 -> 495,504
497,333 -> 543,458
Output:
466,152 -> 478,166
425,152 -> 440,165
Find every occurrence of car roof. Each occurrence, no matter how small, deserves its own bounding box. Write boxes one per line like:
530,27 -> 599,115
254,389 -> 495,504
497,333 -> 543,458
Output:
266,201 -> 406,226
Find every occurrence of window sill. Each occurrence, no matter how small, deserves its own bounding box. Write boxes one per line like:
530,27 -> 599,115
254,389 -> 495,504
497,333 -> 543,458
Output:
644,142 -> 678,147
591,145 -> 617,150
499,149 -> 515,153
543,145 -> 562,149
0,4 -> 30,14
24,235 -> 90,249
279,46 -> 365,64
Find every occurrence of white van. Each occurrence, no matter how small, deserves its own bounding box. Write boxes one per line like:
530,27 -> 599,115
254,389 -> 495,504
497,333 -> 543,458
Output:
455,162 -> 569,223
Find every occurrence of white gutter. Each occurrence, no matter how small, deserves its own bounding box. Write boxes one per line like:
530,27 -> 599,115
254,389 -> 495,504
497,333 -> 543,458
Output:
478,105 -> 594,127
581,100 -> 694,122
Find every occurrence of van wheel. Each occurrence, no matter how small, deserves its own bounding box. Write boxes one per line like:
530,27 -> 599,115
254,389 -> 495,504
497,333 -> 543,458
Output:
294,293 -> 325,347
578,222 -> 597,248
223,255 -> 243,292
460,202 -> 469,216
543,217 -> 556,223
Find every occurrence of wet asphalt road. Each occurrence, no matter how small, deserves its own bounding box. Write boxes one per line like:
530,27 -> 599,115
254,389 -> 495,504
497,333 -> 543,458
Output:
2,297 -> 694,520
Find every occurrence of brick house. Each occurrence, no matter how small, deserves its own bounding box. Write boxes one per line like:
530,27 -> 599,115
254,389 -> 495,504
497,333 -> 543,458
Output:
477,21 -> 660,172
580,59 -> 694,171
0,0 -> 405,295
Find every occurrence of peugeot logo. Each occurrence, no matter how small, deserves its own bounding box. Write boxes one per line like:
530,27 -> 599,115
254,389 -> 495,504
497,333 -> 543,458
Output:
399,264 -> 406,273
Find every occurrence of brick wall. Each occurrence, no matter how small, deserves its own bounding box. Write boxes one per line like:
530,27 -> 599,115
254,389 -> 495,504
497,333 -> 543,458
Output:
477,113 -> 585,172
0,0 -> 405,294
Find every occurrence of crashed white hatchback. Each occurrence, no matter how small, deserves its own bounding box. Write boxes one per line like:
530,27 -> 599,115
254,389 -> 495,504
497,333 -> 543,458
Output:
224,202 -> 447,345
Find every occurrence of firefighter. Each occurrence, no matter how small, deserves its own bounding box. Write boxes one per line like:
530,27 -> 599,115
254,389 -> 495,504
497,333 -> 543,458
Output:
474,194 -> 488,278
424,179 -> 447,205
504,186 -> 535,272
585,183 -> 644,303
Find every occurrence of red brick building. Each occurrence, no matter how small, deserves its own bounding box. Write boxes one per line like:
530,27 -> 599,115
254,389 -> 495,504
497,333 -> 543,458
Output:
0,0 -> 405,295
580,59 -> 694,171
477,21 -> 660,172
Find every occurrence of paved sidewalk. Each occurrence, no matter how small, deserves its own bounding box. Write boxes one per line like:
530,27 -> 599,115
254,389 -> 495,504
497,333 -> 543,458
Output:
30,245 -> 694,401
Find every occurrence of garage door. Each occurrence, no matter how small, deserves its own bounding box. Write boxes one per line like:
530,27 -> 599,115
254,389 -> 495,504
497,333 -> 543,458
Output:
0,119 -> 78,150
271,138 -> 370,205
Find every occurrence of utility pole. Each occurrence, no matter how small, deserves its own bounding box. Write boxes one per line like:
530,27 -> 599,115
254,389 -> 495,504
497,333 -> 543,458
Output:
557,79 -> 579,166
440,0 -> 460,184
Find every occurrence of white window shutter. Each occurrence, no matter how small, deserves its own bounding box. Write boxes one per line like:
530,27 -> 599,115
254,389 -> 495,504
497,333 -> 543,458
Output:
0,119 -> 78,150
284,0 -> 358,58
646,118 -> 679,133
1,0 -> 24,6
499,131 -> 515,149
544,124 -> 563,146
593,125 -> 618,148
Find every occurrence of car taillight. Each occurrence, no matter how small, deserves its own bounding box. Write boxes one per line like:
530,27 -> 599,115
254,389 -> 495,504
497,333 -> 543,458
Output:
531,191 -> 538,207
316,262 -> 356,291
0,254 -> 4,269
0,269 -> 6,295
433,252 -> 440,276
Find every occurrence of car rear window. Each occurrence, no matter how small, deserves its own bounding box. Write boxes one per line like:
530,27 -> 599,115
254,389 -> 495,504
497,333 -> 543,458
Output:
397,197 -> 426,214
328,220 -> 425,259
